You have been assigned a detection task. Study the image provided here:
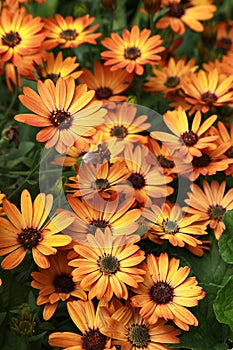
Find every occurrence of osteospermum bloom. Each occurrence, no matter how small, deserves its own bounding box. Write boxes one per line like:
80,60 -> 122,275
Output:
31,251 -> 87,320
142,202 -> 207,247
151,108 -> 219,161
79,61 -> 133,103
34,51 -> 82,83
131,253 -> 205,331
0,8 -> 45,66
49,300 -> 114,350
216,21 -> 233,51
14,77 -> 106,154
102,306 -> 181,350
69,228 -> 145,301
184,180 -> 233,240
217,121 -> 233,176
101,25 -> 165,75
43,14 -> 101,50
156,0 -> 216,35
0,189 -> 73,270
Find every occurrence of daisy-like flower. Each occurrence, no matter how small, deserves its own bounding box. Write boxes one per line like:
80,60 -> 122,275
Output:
0,8 -> 45,66
102,306 -> 181,350
184,180 -> 233,240
69,227 -> 145,301
96,103 -> 150,155
217,121 -> 233,176
67,159 -> 131,200
0,189 -> 73,270
151,107 -> 219,161
67,194 -> 141,239
0,192 -> 5,216
49,300 -> 114,350
216,21 -> 233,51
156,0 -> 216,35
101,25 -> 165,76
14,77 -> 106,154
143,57 -> 197,96
131,253 -> 205,331
142,202 -> 208,247
43,14 -> 101,50
79,61 -> 133,103
31,251 -> 87,320
34,51 -> 83,83
181,68 -> 233,114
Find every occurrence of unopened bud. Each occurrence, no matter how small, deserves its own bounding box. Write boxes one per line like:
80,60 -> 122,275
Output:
2,126 -> 19,148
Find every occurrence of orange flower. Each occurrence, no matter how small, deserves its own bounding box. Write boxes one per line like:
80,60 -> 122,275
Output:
142,202 -> 207,247
215,21 -> 233,51
184,180 -> 233,240
79,61 -> 133,103
217,121 -> 233,176
101,25 -> 165,75
0,189 -> 73,270
49,300 -> 114,350
102,306 -> 181,350
31,250 -> 87,320
43,14 -> 101,50
34,51 -> 83,83
156,1 -> 216,35
69,227 -> 145,301
14,77 -> 106,154
0,8 -> 45,66
131,253 -> 205,331
151,107 -> 219,160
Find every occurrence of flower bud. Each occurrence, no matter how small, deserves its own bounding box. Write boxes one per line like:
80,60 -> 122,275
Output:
143,0 -> 161,14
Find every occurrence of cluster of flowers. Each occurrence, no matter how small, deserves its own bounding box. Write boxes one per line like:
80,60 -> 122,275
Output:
0,0 -> 233,349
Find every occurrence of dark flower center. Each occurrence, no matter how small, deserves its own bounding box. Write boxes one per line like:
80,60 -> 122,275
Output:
82,328 -> 107,350
165,76 -> 180,88
89,219 -> 110,234
128,324 -> 149,347
17,228 -> 41,249
150,281 -> 174,304
192,154 -> 211,168
162,219 -> 179,234
93,178 -> 110,190
168,4 -> 185,17
46,73 -> 60,84
60,29 -> 77,41
220,38 -> 232,47
54,273 -> 75,293
225,145 -> 233,158
124,46 -> 141,60
201,91 -> 218,103
50,109 -> 72,129
157,155 -> 174,169
99,254 -> 119,274
110,125 -> 128,138
181,131 -> 198,146
95,87 -> 113,100
128,172 -> 146,189
208,204 -> 226,221
2,31 -> 21,47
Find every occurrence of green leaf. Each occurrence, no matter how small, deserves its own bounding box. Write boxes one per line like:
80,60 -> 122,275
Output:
214,276 -> 233,332
219,210 -> 233,264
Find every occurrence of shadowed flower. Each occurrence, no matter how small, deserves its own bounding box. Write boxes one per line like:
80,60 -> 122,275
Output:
49,300 -> 115,350
14,77 -> 106,154
184,180 -> 233,240
101,25 -> 165,75
131,253 -> 205,331
69,227 -> 145,301
31,251 -> 87,320
215,21 -> 233,51
0,189 -> 73,270
0,8 -> 45,66
43,14 -> 101,50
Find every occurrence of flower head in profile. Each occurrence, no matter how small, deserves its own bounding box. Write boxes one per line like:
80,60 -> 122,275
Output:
0,8 -> 45,66
31,250 -> 87,320
79,61 -> 133,103
43,14 -> 101,50
101,25 -> 165,75
0,189 -> 73,270
131,253 -> 205,331
69,228 -> 145,301
14,77 -> 106,154
49,300 -> 114,350
184,180 -> 233,240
